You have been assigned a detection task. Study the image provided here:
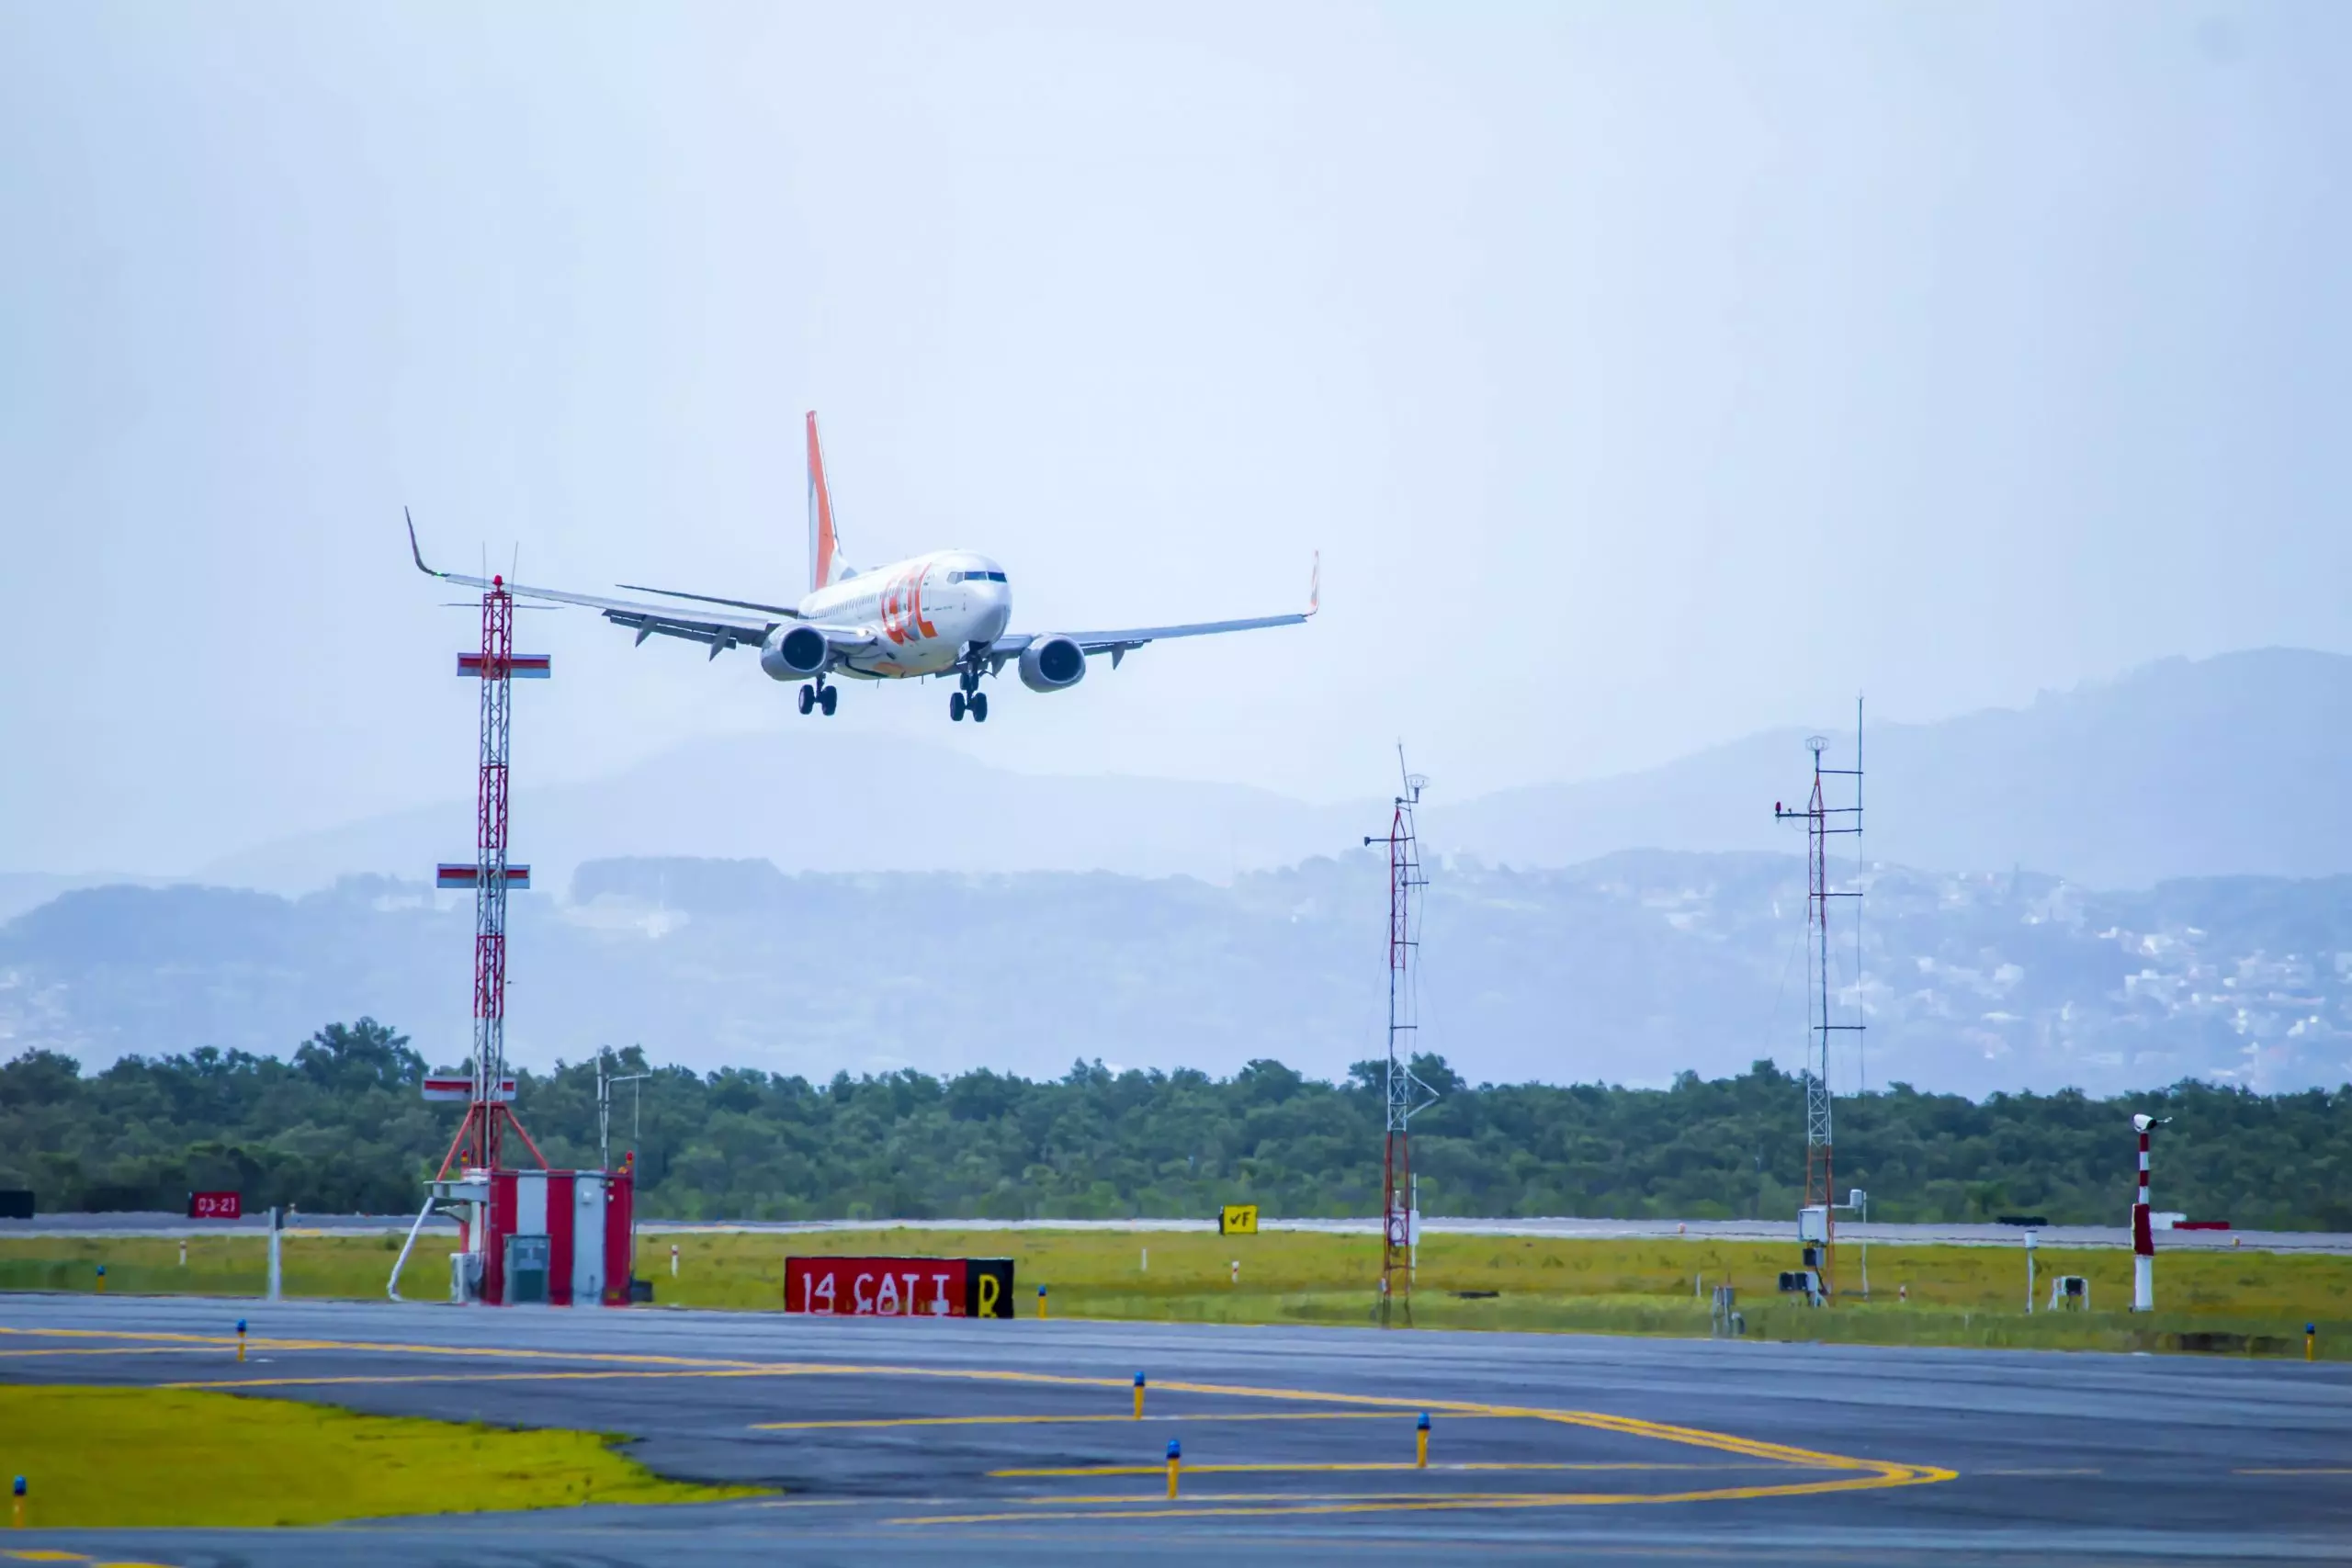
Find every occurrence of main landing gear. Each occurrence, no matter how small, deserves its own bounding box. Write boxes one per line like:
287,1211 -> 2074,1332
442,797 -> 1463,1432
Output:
950,689 -> 989,723
797,682 -> 837,716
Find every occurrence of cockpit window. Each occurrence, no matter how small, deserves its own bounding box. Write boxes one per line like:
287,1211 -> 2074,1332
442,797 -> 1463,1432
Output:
949,570 -> 1007,583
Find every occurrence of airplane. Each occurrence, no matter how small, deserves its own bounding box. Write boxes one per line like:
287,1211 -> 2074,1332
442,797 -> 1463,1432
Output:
408,412 -> 1316,723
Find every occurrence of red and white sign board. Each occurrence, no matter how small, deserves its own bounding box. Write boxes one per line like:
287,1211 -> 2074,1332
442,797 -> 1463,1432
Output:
785,1256 -> 1015,1318
187,1190 -> 242,1220
423,1076 -> 516,1102
456,652 -> 552,678
435,864 -> 532,890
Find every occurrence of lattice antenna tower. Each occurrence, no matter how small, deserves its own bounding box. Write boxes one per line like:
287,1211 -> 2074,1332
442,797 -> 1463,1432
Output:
432,573 -> 551,1180
1772,701 -> 1863,1298
1365,745 -> 1437,1325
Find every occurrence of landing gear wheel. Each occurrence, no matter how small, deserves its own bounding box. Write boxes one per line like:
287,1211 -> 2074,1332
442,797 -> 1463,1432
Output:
820,686 -> 838,716
970,692 -> 989,723
950,691 -> 967,722
797,685 -> 815,716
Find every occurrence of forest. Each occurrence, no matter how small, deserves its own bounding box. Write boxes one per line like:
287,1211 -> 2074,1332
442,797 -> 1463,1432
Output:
3,1021 -> 2346,1228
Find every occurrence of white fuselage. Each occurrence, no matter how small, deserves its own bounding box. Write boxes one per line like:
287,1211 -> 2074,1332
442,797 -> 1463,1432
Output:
801,550 -> 1013,680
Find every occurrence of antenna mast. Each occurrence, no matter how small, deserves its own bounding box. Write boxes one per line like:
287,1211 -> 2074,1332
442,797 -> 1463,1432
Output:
1773,701 -> 1863,1300
432,576 -> 551,1181
1365,746 -> 1434,1325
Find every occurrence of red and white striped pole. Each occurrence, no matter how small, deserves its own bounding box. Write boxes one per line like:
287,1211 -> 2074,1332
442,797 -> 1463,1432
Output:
2131,1112 -> 2170,1312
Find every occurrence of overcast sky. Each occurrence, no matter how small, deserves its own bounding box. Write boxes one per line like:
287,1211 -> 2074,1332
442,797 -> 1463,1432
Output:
4,1 -> 2346,876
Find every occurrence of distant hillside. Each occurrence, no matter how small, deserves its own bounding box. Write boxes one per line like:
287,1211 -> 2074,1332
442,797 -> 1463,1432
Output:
1444,649 -> 2352,888
6,852 -> 2348,1096
191,649 -> 2352,894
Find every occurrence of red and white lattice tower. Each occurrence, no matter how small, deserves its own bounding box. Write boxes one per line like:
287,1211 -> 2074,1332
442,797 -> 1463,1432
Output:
432,577 -> 551,1181
1774,705 -> 1864,1300
1364,748 -> 1434,1325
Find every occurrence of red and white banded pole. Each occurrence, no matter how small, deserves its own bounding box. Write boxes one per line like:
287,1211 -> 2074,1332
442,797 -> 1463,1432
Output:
2130,1112 -> 2168,1312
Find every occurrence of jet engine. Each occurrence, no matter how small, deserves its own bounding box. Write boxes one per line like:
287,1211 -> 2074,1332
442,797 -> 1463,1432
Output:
760,625 -> 831,681
1017,636 -> 1087,693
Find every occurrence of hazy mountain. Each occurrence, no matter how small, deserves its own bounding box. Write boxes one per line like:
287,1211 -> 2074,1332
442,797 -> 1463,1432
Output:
0,874 -> 174,925
7,852 -> 2347,1098
1445,648 -> 2352,888
191,649 -> 2352,896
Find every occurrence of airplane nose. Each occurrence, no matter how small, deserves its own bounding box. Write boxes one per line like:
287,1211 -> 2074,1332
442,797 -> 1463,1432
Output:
975,584 -> 1011,641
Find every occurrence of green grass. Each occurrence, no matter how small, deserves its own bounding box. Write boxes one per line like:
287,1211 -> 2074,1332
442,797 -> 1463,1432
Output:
5,1227 -> 2346,1359
0,1384 -> 758,1528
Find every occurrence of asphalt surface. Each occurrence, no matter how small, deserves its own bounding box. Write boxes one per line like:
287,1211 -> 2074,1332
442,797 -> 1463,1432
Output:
11,1212 -> 2347,1252
3,1294 -> 2347,1565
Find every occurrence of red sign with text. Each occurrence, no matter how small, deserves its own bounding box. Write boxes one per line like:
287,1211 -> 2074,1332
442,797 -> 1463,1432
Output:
784,1256 -> 1013,1318
187,1190 -> 242,1220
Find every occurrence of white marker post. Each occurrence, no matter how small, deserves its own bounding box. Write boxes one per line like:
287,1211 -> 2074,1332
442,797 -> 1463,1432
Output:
266,1204 -> 283,1303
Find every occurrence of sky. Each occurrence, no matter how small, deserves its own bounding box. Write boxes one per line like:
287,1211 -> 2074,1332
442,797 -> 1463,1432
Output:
2,1 -> 2347,876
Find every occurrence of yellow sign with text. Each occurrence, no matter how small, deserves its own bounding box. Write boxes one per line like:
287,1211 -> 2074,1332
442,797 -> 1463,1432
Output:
1218,1203 -> 1260,1235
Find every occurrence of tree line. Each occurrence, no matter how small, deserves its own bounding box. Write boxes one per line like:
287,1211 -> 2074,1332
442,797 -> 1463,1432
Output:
3,1021 -> 2345,1228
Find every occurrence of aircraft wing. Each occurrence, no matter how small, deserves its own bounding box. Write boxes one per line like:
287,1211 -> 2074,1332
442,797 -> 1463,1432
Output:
988,554 -> 1318,671
407,509 -> 820,659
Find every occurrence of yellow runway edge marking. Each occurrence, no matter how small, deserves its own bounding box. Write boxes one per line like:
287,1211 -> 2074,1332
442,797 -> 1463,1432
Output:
0,1324 -> 1956,1525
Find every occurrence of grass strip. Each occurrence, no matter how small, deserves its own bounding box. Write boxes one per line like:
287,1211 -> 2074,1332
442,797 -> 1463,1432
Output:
4,1228 -> 2346,1358
0,1383 -> 758,1528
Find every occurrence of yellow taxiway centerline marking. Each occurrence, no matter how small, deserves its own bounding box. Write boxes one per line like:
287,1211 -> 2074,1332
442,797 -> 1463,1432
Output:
1977,1467 -> 2102,1476
753,1411 -> 1506,1431
0,1346 -> 226,1358
897,1470 -> 1957,1527
1023,1489 -> 1657,1505
993,1461 -> 1836,1478
171,1369 -> 821,1391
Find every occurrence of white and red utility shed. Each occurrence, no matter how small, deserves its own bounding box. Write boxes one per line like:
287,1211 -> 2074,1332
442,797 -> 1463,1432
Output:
481,1168 -> 635,1306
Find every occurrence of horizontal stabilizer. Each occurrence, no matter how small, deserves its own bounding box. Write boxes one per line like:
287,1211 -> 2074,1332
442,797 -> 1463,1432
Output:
422,1076 -> 517,1102
435,864 -> 532,889
456,653 -> 552,678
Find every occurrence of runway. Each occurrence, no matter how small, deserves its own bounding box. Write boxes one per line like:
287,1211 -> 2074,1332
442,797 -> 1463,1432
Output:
2,1294 -> 2346,1564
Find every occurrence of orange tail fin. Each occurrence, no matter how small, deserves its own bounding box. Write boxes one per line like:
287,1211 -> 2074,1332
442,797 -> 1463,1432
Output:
806,411 -> 842,591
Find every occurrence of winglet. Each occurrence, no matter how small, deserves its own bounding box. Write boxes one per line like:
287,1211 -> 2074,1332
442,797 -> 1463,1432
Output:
1306,550 -> 1320,617
807,411 -> 840,592
405,507 -> 440,578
